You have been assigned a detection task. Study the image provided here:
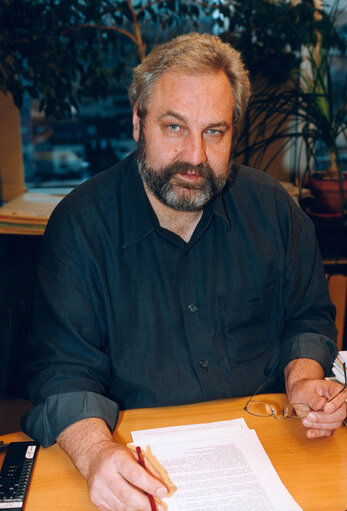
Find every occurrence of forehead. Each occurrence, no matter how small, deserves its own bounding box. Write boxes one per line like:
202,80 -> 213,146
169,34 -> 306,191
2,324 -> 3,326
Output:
146,70 -> 234,123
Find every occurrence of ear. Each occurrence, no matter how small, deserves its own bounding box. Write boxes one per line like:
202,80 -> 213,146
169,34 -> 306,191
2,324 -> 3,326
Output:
132,105 -> 140,142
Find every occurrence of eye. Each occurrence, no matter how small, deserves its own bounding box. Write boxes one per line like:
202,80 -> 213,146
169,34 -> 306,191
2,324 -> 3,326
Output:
207,128 -> 222,135
168,124 -> 180,132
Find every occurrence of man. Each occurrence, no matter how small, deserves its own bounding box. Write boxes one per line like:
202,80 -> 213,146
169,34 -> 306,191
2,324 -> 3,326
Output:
23,33 -> 345,511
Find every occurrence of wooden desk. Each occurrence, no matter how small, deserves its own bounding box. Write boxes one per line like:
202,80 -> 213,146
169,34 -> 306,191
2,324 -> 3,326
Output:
1,394 -> 346,511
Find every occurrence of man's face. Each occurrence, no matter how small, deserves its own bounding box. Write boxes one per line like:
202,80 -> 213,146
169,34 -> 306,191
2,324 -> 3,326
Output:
133,70 -> 235,211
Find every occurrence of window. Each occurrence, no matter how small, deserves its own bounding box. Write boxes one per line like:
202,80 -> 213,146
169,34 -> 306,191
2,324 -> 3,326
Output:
21,84 -> 136,190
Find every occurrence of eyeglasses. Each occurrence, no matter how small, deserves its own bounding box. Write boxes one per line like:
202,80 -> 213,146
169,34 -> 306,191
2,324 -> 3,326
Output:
243,362 -> 347,420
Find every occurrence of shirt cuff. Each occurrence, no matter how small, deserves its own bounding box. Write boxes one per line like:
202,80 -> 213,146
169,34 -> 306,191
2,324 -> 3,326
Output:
21,391 -> 119,447
280,333 -> 338,376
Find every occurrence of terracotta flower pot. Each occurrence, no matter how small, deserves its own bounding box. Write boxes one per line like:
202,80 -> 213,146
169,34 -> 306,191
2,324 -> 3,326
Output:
310,174 -> 347,215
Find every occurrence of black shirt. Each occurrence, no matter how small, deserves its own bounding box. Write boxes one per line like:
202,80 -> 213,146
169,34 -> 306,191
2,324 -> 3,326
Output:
22,153 -> 337,446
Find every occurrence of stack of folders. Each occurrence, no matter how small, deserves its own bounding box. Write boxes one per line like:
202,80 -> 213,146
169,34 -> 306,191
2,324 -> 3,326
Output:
0,192 -> 63,235
332,351 -> 347,384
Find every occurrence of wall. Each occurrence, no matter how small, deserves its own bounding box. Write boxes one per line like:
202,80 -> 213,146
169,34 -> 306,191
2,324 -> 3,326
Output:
0,93 -> 26,203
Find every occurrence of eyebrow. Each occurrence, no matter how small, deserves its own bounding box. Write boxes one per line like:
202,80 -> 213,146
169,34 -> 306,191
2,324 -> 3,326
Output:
158,111 -> 187,123
158,110 -> 231,129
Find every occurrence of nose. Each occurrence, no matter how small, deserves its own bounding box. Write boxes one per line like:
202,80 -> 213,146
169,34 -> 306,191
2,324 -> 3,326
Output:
181,133 -> 207,166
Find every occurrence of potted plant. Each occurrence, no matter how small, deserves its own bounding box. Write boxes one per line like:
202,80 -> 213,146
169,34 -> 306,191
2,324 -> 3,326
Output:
234,0 -> 346,216
300,39 -> 347,216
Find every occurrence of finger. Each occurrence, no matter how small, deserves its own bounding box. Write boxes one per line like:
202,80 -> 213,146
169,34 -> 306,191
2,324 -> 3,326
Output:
109,473 -> 157,510
314,379 -> 345,401
118,449 -> 168,500
302,416 -> 344,430
309,395 -> 327,411
307,381 -> 346,411
89,474 -> 136,511
128,447 -> 164,481
306,428 -> 334,439
305,403 -> 346,424
92,471 -> 157,511
324,393 -> 347,414
302,405 -> 346,427
96,486 -> 164,511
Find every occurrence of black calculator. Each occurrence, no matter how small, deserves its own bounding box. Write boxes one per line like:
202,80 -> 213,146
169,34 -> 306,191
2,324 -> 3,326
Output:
0,441 -> 39,510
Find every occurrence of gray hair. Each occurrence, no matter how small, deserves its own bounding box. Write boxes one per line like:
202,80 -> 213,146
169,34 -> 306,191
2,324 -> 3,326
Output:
128,32 -> 251,135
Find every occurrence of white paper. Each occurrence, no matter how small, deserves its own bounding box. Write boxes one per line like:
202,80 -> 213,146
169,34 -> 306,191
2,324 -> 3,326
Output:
332,351 -> 347,384
131,419 -> 249,446
131,420 -> 302,511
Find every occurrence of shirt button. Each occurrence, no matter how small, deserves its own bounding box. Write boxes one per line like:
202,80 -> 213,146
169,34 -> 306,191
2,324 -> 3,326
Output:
199,359 -> 209,371
188,303 -> 198,313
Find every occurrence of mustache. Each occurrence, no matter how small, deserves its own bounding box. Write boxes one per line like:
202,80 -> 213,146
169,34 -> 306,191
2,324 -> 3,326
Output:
161,161 -> 214,179
165,160 -> 236,187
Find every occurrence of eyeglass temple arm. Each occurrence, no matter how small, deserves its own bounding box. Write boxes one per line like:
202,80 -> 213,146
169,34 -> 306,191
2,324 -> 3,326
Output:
243,376 -> 274,411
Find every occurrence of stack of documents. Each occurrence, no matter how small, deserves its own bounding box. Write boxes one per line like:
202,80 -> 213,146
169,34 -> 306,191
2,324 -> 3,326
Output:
332,351 -> 347,384
131,419 -> 302,511
0,192 -> 63,235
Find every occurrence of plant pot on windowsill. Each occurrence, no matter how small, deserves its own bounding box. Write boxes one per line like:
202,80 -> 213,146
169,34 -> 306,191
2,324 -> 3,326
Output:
310,171 -> 347,216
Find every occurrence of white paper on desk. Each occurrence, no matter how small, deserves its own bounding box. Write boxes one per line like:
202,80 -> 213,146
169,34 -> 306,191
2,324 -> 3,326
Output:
332,351 -> 347,384
131,420 -> 302,511
131,419 -> 248,446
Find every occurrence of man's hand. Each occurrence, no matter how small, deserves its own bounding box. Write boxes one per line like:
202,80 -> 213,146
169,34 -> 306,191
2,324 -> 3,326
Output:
57,417 -> 168,511
285,359 -> 347,439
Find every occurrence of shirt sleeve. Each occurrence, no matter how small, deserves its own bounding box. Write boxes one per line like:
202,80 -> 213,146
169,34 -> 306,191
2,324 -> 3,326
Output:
277,193 -> 338,374
22,205 -> 119,446
280,333 -> 337,375
22,391 -> 119,447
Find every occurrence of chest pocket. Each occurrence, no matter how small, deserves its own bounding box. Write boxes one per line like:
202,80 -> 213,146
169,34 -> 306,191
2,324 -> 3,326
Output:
218,282 -> 275,364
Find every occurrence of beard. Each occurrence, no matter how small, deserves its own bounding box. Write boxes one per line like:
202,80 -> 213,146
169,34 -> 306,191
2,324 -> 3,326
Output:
136,129 -> 235,212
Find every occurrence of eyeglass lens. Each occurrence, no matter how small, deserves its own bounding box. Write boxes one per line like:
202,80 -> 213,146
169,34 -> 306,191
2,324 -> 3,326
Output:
245,401 -> 311,419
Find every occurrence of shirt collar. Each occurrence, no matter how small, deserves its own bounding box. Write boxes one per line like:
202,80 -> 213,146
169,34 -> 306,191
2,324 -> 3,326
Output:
121,155 -> 155,248
205,188 -> 231,230
121,154 -> 231,248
